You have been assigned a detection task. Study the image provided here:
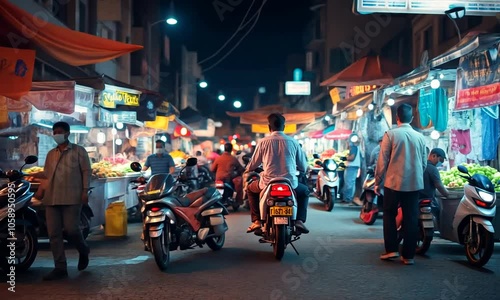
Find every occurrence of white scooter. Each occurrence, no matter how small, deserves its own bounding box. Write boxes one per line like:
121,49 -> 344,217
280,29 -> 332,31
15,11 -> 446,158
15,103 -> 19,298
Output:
313,159 -> 339,212
436,165 -> 496,267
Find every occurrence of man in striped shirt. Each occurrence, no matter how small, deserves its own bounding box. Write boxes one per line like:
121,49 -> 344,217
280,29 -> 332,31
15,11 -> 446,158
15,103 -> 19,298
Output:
142,140 -> 176,176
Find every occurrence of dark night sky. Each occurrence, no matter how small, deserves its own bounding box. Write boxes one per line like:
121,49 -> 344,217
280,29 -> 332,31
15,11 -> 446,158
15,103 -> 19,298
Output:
167,0 -> 310,118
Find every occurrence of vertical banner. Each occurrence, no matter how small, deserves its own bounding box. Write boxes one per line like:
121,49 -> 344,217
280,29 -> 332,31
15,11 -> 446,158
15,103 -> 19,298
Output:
455,42 -> 500,110
0,47 -> 36,100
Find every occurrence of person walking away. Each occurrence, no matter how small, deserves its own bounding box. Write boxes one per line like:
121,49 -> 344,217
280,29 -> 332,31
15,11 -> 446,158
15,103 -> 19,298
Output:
33,122 -> 91,280
375,104 -> 427,265
369,138 -> 383,169
244,113 -> 310,234
419,148 -> 450,223
142,140 -> 176,176
343,135 -> 362,206
211,143 -> 245,204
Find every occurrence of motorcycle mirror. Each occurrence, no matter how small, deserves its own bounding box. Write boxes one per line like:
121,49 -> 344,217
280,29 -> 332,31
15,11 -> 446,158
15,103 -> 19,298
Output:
24,155 -> 38,165
457,165 -> 468,174
242,156 -> 251,164
315,160 -> 323,166
186,157 -> 197,167
313,154 -> 320,159
130,162 -> 142,172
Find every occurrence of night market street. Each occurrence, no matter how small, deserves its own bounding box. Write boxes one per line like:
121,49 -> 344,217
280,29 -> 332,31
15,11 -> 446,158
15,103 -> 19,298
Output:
1,200 -> 499,300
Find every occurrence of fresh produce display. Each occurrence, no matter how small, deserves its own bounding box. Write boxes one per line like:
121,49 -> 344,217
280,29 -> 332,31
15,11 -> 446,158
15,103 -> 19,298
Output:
440,164 -> 500,192
92,161 -> 125,179
24,166 -> 44,174
170,150 -> 189,166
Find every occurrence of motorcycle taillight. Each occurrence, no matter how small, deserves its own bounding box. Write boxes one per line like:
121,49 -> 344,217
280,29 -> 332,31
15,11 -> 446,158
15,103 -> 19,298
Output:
419,199 -> 432,206
215,180 -> 224,188
150,207 -> 161,212
270,184 -> 292,197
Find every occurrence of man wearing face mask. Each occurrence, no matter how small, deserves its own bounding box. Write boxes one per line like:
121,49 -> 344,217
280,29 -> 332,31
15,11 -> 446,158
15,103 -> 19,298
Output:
419,148 -> 449,221
33,122 -> 92,280
142,140 -> 176,176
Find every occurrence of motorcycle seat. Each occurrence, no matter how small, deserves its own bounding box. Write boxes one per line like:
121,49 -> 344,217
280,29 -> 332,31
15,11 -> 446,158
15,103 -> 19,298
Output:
178,187 -> 217,207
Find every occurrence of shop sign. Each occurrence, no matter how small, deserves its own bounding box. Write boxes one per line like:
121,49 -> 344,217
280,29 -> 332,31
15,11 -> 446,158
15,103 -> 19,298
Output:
285,81 -> 311,96
455,43 -> 500,110
99,108 -> 137,124
100,88 -> 140,109
355,0 -> 500,16
348,85 -> 378,98
157,101 -> 174,115
329,88 -> 340,104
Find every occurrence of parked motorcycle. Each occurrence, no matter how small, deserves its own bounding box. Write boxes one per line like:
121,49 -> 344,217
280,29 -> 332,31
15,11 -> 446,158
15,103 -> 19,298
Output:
130,157 -> 229,271
247,169 -> 301,260
359,167 -> 381,225
215,180 -> 240,212
31,189 -> 94,240
313,159 -> 339,211
175,161 -> 200,197
0,155 -> 39,272
396,198 -> 434,255
430,165 -> 496,267
198,165 -> 214,188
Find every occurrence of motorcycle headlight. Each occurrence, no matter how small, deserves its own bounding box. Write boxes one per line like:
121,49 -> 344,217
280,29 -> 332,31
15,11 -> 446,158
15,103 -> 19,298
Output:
327,172 -> 336,182
325,161 -> 337,171
477,190 -> 494,202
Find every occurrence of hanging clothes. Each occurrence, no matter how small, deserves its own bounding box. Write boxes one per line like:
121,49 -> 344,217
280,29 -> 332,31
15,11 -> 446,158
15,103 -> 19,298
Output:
481,107 -> 500,160
433,88 -> 448,131
417,89 -> 435,128
451,129 -> 472,155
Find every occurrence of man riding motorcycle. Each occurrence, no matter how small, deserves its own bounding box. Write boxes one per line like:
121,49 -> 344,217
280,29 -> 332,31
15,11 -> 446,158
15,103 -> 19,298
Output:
244,113 -> 310,234
419,148 -> 449,221
211,143 -> 245,204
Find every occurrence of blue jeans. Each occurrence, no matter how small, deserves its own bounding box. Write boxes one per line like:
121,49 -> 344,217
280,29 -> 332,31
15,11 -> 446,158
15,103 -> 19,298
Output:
343,167 -> 359,202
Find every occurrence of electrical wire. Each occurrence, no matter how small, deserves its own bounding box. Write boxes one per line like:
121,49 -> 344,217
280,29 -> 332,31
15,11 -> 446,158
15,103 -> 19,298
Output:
202,3 -> 266,72
198,0 -> 267,65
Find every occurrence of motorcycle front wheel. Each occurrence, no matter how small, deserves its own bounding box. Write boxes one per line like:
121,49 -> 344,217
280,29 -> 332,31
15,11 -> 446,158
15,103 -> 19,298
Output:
151,223 -> 171,271
0,225 -> 38,272
464,222 -> 494,268
273,224 -> 286,260
324,187 -> 335,212
206,233 -> 225,251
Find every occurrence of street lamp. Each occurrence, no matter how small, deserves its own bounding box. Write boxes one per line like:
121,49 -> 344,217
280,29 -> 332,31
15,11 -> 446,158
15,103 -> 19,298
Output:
218,94 -> 225,101
147,1 -> 177,89
445,6 -> 466,41
233,100 -> 242,108
199,80 -> 208,88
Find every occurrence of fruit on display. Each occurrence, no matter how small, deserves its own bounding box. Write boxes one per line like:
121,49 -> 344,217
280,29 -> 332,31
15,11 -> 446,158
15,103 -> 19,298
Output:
24,166 -> 44,174
332,150 -> 349,171
170,150 -> 189,166
440,164 -> 500,192
91,161 -> 125,179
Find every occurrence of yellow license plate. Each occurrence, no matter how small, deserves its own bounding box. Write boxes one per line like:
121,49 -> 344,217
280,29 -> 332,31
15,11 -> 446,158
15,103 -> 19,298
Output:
270,206 -> 292,216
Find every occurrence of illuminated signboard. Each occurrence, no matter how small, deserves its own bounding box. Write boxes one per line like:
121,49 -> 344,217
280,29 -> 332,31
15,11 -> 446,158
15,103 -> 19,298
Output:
348,85 -> 378,97
285,81 -> 311,96
355,0 -> 500,16
99,84 -> 141,108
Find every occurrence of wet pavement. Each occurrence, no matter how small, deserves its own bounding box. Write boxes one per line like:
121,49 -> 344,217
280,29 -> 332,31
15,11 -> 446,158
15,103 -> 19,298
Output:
1,198 -> 500,299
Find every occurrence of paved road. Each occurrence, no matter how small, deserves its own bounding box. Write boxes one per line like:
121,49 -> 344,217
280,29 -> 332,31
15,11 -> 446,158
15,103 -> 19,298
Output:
2,199 -> 500,299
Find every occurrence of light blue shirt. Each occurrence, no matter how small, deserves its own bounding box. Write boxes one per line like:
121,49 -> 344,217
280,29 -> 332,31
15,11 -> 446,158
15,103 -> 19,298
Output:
245,131 -> 308,189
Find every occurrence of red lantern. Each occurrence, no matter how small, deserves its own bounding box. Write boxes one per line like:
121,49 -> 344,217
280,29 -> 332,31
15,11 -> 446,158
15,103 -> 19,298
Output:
174,125 -> 191,137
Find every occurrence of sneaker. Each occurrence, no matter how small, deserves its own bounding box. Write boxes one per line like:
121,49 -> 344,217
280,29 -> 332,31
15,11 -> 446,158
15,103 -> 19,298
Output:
43,268 -> 68,281
400,257 -> 415,265
380,252 -> 399,260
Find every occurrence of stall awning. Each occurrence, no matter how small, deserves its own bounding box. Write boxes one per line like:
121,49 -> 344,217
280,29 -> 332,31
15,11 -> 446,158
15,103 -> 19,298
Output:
430,32 -> 500,68
227,104 -> 326,125
324,128 -> 352,140
0,0 -> 143,66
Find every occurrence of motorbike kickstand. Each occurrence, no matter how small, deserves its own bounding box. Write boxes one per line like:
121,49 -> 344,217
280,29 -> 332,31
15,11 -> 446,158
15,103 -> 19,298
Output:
289,241 -> 300,256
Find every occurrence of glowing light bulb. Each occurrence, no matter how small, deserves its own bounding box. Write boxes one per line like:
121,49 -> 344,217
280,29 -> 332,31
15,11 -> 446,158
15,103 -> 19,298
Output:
430,79 -> 440,89
387,98 -> 395,106
431,130 -> 440,140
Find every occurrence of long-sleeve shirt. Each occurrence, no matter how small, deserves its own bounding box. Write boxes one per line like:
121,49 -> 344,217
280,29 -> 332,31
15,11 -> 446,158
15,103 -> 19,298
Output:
245,131 -> 308,189
42,142 -> 91,206
375,124 -> 427,192
211,152 -> 244,181
369,145 -> 380,167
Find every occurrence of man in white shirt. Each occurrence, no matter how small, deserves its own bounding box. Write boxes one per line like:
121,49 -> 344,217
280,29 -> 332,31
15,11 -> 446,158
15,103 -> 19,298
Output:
244,113 -> 310,234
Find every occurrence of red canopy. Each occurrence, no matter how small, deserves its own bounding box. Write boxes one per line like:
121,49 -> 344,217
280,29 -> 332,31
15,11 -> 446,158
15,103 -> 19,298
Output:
324,129 -> 352,140
320,55 -> 406,87
309,129 -> 324,139
0,0 -> 143,66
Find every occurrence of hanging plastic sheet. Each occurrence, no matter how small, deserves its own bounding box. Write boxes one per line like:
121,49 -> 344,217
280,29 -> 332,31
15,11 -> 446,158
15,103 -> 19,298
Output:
481,108 -> 500,160
418,88 -> 448,131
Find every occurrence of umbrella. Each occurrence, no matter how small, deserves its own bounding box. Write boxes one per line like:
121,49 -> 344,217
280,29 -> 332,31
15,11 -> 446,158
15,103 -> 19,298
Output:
324,128 -> 352,140
226,104 -> 326,125
320,55 -> 406,87
309,129 -> 324,139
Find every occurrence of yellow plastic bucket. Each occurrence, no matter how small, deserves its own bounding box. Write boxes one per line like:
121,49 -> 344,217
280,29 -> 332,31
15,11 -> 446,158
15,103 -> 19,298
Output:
105,201 -> 128,237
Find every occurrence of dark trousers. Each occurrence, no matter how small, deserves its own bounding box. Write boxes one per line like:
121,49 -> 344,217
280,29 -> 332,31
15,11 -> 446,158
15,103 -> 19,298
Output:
247,180 -> 309,222
383,187 -> 419,259
46,205 -> 89,270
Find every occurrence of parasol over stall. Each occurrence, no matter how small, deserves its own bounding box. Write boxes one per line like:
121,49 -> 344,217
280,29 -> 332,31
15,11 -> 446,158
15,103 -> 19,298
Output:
324,128 -> 352,140
227,104 -> 326,126
320,54 -> 408,87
